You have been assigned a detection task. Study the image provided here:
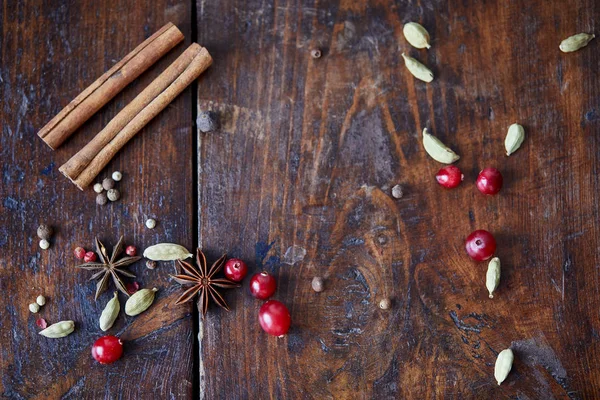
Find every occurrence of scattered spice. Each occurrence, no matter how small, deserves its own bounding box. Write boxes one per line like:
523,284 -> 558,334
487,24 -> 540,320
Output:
143,243 -> 192,261
39,239 -> 50,250
74,247 -> 86,259
111,171 -> 122,182
93,183 -> 104,193
197,111 -> 219,133
84,251 -> 97,263
107,188 -> 120,202
379,298 -> 391,310
102,177 -> 115,190
145,219 -> 157,229
125,288 -> 158,316
486,257 -> 501,299
559,33 -> 595,53
146,260 -> 157,270
39,320 -> 75,338
29,303 -> 40,313
310,48 -> 322,58
36,295 -> 46,306
494,348 -> 514,385
76,236 -> 141,300
391,185 -> 403,199
37,224 -> 53,240
99,292 -> 120,331
96,193 -> 108,205
401,53 -> 434,83
170,249 -> 239,318
126,282 -> 140,295
422,128 -> 460,164
505,123 -> 525,156
403,22 -> 431,49
125,245 -> 137,257
36,318 -> 48,329
311,276 -> 324,292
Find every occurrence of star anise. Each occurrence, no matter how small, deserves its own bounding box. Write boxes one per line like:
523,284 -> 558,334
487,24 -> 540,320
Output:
170,248 -> 240,318
76,236 -> 141,300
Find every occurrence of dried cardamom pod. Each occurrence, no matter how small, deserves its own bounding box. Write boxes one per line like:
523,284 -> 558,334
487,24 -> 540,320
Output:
559,33 -> 595,53
494,348 -> 514,385
403,22 -> 431,49
125,288 -> 158,316
401,53 -> 434,83
486,257 -> 501,298
422,128 -> 460,164
143,243 -> 192,261
39,320 -> 75,338
99,292 -> 120,331
505,123 -> 525,156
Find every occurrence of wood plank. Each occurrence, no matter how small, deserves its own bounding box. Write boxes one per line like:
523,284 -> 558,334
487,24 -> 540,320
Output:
196,0 -> 600,398
0,1 -> 195,397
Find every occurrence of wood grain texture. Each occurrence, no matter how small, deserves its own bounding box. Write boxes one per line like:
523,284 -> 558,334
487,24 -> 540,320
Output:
196,0 -> 599,399
0,1 -> 195,398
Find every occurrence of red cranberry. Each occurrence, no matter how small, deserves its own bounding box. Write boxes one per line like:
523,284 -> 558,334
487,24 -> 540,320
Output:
84,251 -> 97,263
476,168 -> 503,195
224,258 -> 248,282
465,230 -> 497,261
435,165 -> 464,188
249,272 -> 277,300
258,300 -> 291,337
91,335 -> 123,364
125,245 -> 137,257
74,247 -> 86,260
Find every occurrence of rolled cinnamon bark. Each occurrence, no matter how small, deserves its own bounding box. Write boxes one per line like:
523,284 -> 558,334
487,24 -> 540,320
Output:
59,43 -> 212,190
38,22 -> 184,149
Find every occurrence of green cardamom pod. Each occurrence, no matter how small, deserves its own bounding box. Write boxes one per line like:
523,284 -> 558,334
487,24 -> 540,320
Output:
39,320 -> 75,338
125,288 -> 158,316
401,53 -> 434,83
422,128 -> 460,164
143,243 -> 193,261
403,22 -> 431,49
99,292 -> 120,331
559,33 -> 595,53
486,257 -> 501,299
504,123 -> 525,156
494,349 -> 514,385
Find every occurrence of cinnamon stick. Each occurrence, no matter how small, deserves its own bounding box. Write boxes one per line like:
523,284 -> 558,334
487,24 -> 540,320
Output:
38,22 -> 184,149
59,43 -> 212,190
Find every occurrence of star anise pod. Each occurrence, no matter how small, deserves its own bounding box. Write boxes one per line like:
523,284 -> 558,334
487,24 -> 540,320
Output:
76,236 -> 141,300
170,248 -> 240,318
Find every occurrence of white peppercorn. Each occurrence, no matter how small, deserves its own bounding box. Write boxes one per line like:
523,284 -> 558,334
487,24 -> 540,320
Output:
102,177 -> 115,190
107,189 -> 120,202
96,192 -> 108,205
145,219 -> 156,229
36,295 -> 46,306
379,298 -> 391,310
197,111 -> 219,133
39,239 -> 50,250
311,277 -> 324,292
391,185 -> 403,199
146,260 -> 157,270
37,224 -> 53,240
93,183 -> 104,193
29,303 -> 40,313
111,171 -> 122,181
310,49 -> 322,58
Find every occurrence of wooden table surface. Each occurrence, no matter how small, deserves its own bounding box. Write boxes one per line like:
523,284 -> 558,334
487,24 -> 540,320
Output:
1,0 -> 599,398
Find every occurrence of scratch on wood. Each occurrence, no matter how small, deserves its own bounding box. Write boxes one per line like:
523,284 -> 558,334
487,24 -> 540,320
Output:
198,321 -> 206,399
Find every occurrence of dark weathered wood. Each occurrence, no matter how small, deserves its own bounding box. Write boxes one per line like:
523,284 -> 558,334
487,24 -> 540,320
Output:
0,1 -> 195,398
197,0 -> 600,399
